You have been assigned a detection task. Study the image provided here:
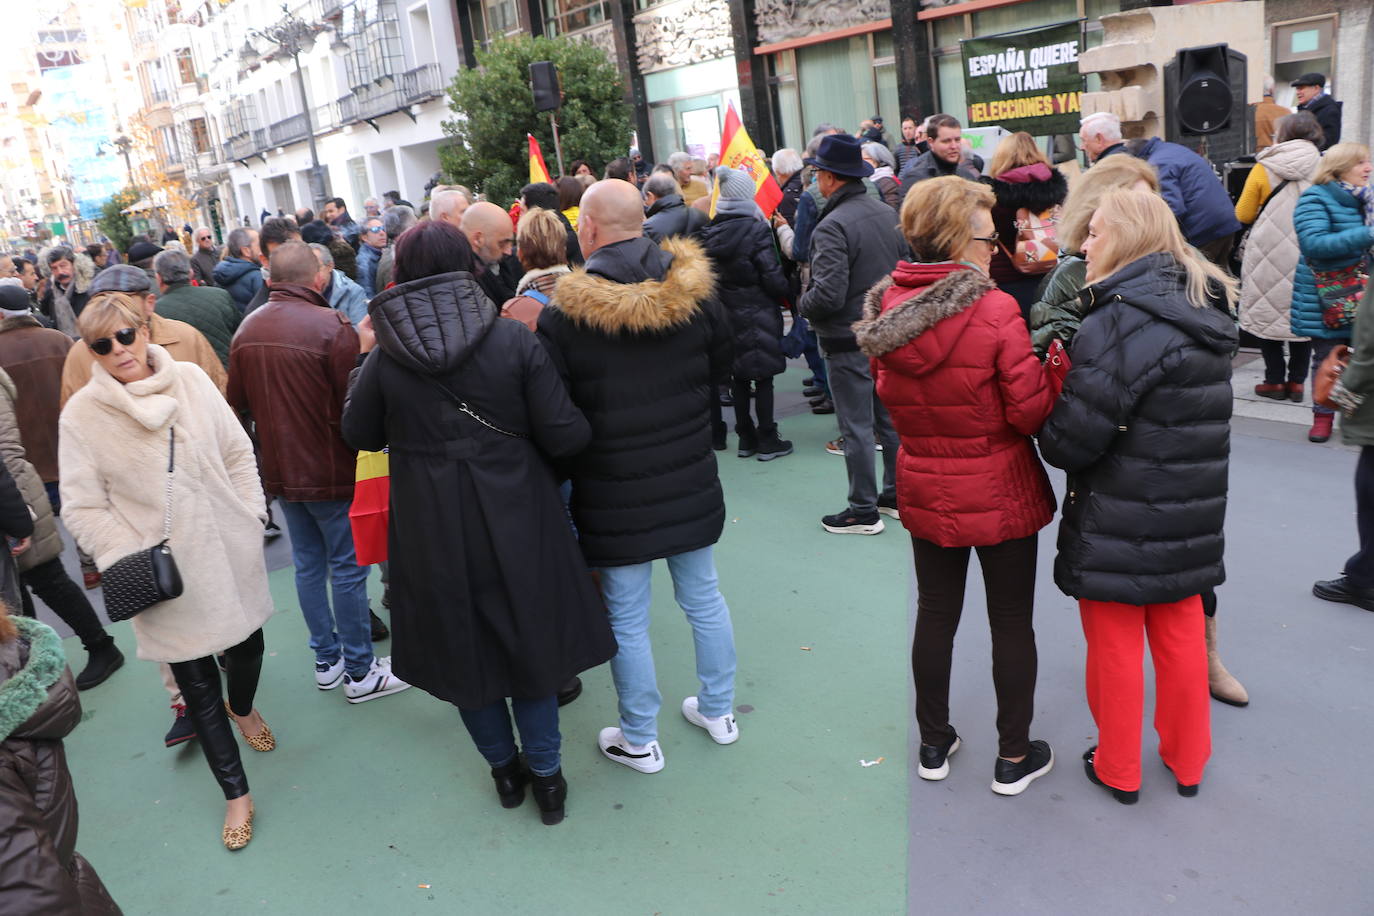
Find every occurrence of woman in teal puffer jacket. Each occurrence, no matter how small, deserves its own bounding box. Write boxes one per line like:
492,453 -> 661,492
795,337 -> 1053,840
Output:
1291,143 -> 1374,443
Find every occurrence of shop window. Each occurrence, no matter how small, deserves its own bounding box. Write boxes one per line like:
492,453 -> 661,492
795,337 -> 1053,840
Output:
971,0 -> 1077,36
935,53 -> 964,122
772,51 -> 803,153
543,0 -> 610,36
797,36 -> 876,136
484,0 -> 519,38
1271,16 -> 1336,107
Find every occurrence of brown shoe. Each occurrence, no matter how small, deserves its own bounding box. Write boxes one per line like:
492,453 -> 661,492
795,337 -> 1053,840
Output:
1286,382 -> 1304,402
1205,617 -> 1248,707
1254,382 -> 1287,399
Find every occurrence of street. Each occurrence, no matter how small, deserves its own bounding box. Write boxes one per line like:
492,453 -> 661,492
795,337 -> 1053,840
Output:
33,362 -> 1374,914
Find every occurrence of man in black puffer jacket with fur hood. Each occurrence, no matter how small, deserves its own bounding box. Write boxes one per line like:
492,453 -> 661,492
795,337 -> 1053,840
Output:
539,179 -> 739,776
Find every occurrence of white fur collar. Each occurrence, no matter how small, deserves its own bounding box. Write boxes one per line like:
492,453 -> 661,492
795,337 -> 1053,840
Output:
86,343 -> 181,431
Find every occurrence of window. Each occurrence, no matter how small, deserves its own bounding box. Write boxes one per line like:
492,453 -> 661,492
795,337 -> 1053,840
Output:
175,47 -> 196,85
1271,15 -> 1337,107
189,117 -> 211,153
542,0 -> 610,36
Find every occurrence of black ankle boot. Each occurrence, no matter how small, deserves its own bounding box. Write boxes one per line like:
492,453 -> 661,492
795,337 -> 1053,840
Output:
491,757 -> 529,809
76,637 -> 124,691
736,424 -> 758,458
557,677 -> 582,707
531,769 -> 567,825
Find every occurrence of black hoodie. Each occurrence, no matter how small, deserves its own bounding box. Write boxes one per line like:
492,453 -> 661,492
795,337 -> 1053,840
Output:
1039,252 -> 1238,605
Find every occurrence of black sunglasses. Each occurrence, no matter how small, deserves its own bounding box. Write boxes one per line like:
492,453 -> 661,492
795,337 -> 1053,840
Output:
90,327 -> 138,355
972,235 -> 999,247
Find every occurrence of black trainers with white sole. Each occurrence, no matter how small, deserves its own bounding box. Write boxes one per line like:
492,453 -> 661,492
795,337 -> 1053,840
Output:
877,496 -> 900,519
991,739 -> 1054,796
917,734 -> 960,780
821,508 -> 884,535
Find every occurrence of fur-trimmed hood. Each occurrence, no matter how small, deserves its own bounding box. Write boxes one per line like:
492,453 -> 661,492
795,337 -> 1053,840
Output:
854,264 -> 996,365
550,235 -> 715,335
0,616 -> 70,743
983,166 -> 1068,214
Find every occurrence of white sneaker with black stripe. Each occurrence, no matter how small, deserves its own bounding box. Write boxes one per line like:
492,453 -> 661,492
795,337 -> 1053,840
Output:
597,727 -> 665,773
343,656 -> 412,704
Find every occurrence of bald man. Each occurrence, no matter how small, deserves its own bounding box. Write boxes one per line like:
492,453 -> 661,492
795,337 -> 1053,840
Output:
430,189 -> 470,227
229,240 -> 408,704
461,201 -> 519,303
537,178 -> 739,774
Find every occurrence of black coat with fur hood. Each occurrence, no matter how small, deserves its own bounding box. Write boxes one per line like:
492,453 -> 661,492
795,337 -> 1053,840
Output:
538,236 -> 732,567
983,164 -> 1068,287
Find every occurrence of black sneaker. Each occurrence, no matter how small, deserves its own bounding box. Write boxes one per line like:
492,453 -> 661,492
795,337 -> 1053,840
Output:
757,433 -> 793,462
263,520 -> 283,541
877,496 -> 900,519
803,386 -> 825,398
810,398 -> 835,415
370,609 -> 390,641
1083,746 -> 1138,804
737,428 -> 759,459
712,423 -> 727,451
165,704 -> 197,747
821,508 -> 884,535
918,734 -> 960,781
1313,576 -> 1374,611
992,739 -> 1054,796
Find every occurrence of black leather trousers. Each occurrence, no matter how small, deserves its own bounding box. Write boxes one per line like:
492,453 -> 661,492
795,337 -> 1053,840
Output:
168,629 -> 264,800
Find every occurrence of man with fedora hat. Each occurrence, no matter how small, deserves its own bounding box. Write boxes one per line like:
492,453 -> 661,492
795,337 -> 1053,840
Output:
799,133 -> 904,535
1291,73 -> 1341,150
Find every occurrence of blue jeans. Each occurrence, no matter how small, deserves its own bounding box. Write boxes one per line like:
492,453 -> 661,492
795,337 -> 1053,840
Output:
458,695 -> 561,777
277,498 -> 373,679
596,546 -> 737,746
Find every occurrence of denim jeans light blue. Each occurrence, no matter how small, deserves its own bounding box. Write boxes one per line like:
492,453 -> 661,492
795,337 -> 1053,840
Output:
277,498 -> 373,679
458,695 -> 561,777
596,545 -> 737,746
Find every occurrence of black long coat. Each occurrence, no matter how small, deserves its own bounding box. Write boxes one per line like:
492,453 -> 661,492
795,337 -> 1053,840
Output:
1039,253 -> 1237,605
699,212 -> 789,380
537,236 -> 732,568
342,271 -> 616,708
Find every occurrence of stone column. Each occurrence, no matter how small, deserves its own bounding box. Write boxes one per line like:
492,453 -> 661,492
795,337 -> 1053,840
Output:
607,2 -> 653,162
890,0 -> 936,120
728,0 -> 777,153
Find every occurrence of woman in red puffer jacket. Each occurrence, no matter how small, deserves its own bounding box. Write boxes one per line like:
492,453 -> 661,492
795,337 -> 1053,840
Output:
854,175 -> 1058,798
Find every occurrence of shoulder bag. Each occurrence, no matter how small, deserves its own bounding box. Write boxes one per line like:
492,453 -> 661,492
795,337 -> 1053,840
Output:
101,428 -> 184,622
428,378 -> 528,439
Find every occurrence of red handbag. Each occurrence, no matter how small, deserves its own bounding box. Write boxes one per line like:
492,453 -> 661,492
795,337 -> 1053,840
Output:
1045,338 -> 1071,397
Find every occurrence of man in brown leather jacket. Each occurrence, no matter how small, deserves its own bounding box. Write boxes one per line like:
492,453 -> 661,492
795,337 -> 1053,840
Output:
228,241 -> 408,704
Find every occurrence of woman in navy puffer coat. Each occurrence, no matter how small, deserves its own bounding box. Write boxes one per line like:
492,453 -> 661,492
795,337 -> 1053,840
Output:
1291,143 -> 1374,442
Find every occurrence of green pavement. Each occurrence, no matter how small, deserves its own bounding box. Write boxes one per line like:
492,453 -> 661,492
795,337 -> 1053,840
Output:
63,373 -> 914,914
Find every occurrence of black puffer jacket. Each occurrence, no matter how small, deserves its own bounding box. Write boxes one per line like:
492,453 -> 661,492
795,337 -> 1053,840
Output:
699,212 -> 789,380
643,194 -> 707,243
1039,252 -> 1237,605
0,617 -> 121,915
538,236 -> 732,567
342,271 -> 614,707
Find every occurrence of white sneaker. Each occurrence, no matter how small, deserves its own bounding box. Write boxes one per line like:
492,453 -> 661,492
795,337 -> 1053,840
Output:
681,696 -> 740,745
343,656 -> 412,704
315,656 -> 344,690
598,727 -> 665,773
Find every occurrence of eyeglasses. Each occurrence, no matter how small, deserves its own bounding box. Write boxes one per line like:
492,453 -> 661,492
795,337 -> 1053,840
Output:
365,226 -> 385,233
972,235 -> 999,248
89,327 -> 138,355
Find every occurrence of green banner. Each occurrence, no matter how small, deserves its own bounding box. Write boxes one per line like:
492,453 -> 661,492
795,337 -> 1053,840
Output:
961,21 -> 1085,135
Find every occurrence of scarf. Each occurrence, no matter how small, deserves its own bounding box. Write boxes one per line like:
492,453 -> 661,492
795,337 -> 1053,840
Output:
715,195 -> 764,221
1338,182 -> 1374,231
48,280 -> 78,336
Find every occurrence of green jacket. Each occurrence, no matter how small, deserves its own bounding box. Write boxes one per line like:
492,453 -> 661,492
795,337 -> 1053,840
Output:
1027,256 -> 1087,357
1337,298 -> 1374,446
153,282 -> 241,368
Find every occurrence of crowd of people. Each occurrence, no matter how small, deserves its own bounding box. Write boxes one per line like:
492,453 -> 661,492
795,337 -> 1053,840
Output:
0,71 -> 1370,908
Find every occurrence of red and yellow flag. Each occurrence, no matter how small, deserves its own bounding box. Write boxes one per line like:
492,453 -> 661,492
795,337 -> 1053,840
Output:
528,134 -> 552,185
348,449 -> 390,566
710,102 -> 784,219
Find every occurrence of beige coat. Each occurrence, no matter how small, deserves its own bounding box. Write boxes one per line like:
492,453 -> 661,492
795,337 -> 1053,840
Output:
0,369 -> 62,572
1238,140 -> 1321,342
58,345 -> 274,663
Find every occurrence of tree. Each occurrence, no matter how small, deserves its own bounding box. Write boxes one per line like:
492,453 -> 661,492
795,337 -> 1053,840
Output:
98,187 -> 138,254
441,36 -> 633,207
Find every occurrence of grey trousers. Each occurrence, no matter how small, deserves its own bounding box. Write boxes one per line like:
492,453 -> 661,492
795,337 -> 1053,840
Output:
822,346 -> 899,513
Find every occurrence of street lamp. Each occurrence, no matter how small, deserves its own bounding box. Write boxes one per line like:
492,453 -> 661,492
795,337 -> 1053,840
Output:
98,131 -> 137,190
244,4 -> 330,210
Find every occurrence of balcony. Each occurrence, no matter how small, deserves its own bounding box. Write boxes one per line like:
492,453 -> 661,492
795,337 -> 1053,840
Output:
399,64 -> 444,106
150,88 -> 171,105
268,113 -> 309,147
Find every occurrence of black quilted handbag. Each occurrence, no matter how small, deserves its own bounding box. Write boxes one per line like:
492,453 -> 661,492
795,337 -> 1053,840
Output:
102,428 -> 184,622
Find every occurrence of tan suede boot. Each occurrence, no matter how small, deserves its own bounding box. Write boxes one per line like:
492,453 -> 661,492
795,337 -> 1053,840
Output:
1206,616 -> 1248,707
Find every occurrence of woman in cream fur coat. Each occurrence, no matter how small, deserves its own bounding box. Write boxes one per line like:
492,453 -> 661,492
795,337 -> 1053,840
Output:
58,292 -> 276,850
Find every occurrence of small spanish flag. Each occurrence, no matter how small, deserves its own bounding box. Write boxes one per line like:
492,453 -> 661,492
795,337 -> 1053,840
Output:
349,449 -> 390,566
709,102 -> 784,219
529,134 -> 552,186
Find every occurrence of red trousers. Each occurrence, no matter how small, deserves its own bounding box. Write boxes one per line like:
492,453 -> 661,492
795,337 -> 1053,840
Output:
1079,596 -> 1211,792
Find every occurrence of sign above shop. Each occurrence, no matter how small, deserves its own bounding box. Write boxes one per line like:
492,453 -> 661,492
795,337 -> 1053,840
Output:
961,21 -> 1085,135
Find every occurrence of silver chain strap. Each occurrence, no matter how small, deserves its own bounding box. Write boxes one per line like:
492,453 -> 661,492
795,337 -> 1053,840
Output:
162,427 -> 175,541
431,378 -> 528,439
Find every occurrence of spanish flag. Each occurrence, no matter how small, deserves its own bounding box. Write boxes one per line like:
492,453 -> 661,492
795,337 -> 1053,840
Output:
529,134 -> 552,185
710,101 -> 784,218
349,449 -> 390,566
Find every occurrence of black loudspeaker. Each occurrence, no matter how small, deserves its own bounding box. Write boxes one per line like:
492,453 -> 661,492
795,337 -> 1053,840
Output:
530,61 -> 560,112
1164,45 -> 1249,168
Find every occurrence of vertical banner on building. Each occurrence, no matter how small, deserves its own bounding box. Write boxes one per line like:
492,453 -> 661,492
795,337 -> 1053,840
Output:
961,21 -> 1085,135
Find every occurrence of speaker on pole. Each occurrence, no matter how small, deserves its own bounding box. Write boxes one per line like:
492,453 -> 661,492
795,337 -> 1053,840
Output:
530,61 -> 561,113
